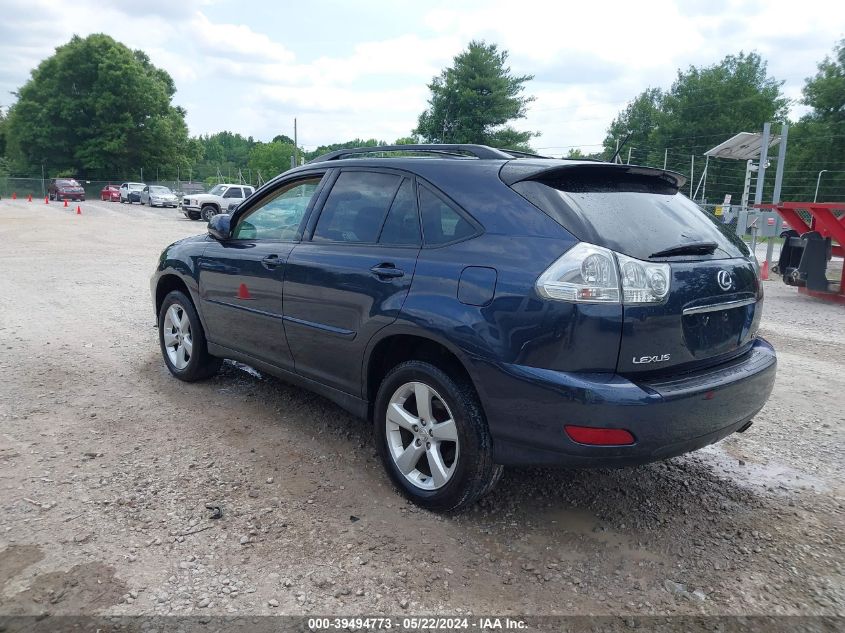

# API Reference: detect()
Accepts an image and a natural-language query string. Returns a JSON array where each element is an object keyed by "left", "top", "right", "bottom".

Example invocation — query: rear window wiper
[{"left": 650, "top": 241, "right": 718, "bottom": 258}]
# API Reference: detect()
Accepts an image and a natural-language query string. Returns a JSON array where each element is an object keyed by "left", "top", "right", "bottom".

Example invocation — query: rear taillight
[
  {"left": 535, "top": 243, "right": 620, "bottom": 303},
  {"left": 536, "top": 242, "right": 671, "bottom": 305},
  {"left": 616, "top": 252, "right": 670, "bottom": 304},
  {"left": 564, "top": 425, "right": 635, "bottom": 446}
]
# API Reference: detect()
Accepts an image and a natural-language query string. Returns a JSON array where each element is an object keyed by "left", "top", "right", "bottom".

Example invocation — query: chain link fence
[{"left": 0, "top": 177, "right": 211, "bottom": 200}]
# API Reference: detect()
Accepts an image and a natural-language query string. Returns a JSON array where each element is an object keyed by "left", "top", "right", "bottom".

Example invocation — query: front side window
[
  {"left": 313, "top": 171, "right": 401, "bottom": 243},
  {"left": 418, "top": 185, "right": 477, "bottom": 246},
  {"left": 224, "top": 187, "right": 243, "bottom": 199},
  {"left": 233, "top": 177, "right": 322, "bottom": 241}
]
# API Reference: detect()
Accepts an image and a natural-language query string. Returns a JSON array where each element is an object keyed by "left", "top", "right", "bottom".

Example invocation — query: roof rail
[
  {"left": 496, "top": 148, "right": 552, "bottom": 159},
  {"left": 308, "top": 144, "right": 515, "bottom": 163}
]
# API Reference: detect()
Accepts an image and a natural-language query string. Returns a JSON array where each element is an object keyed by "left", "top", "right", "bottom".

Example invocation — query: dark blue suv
[{"left": 151, "top": 144, "right": 776, "bottom": 511}]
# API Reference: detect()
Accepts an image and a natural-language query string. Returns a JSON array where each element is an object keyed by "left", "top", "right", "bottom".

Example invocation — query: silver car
[{"left": 141, "top": 185, "right": 179, "bottom": 208}]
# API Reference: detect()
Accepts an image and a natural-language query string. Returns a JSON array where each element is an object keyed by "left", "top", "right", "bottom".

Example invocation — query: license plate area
[{"left": 682, "top": 303, "right": 753, "bottom": 357}]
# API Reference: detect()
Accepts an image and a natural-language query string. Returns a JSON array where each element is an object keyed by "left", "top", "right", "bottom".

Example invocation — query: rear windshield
[
  {"left": 512, "top": 173, "right": 749, "bottom": 261},
  {"left": 57, "top": 179, "right": 79, "bottom": 186},
  {"left": 150, "top": 186, "right": 171, "bottom": 194}
]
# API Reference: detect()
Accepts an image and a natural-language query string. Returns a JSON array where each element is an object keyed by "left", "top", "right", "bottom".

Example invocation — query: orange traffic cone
[
  {"left": 27, "top": 194, "right": 32, "bottom": 202},
  {"left": 12, "top": 192, "right": 16, "bottom": 200},
  {"left": 64, "top": 199, "right": 68, "bottom": 207},
  {"left": 761, "top": 260, "right": 769, "bottom": 281},
  {"left": 76, "top": 205, "right": 82, "bottom": 215},
  {"left": 44, "top": 196, "right": 49, "bottom": 204}
]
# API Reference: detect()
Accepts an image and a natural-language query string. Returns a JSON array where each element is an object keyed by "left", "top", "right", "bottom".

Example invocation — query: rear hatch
[{"left": 506, "top": 162, "right": 761, "bottom": 376}]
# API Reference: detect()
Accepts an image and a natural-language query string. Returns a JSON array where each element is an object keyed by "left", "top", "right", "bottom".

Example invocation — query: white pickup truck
[{"left": 181, "top": 183, "right": 255, "bottom": 221}]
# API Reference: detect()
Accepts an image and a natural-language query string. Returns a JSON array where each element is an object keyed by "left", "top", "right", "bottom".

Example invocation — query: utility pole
[
  {"left": 689, "top": 155, "right": 694, "bottom": 198},
  {"left": 766, "top": 124, "right": 789, "bottom": 266},
  {"left": 294, "top": 118, "right": 298, "bottom": 167},
  {"left": 663, "top": 148, "right": 668, "bottom": 170},
  {"left": 753, "top": 122, "right": 771, "bottom": 206},
  {"left": 814, "top": 169, "right": 828, "bottom": 203}
]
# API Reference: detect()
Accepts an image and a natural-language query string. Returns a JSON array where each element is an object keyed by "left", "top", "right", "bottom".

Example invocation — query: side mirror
[{"left": 208, "top": 214, "right": 232, "bottom": 241}]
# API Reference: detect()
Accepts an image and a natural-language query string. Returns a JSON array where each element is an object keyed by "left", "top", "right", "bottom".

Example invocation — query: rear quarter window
[{"left": 418, "top": 185, "right": 477, "bottom": 246}]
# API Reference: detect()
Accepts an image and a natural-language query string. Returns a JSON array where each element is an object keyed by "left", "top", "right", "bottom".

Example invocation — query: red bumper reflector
[{"left": 564, "top": 425, "right": 635, "bottom": 446}]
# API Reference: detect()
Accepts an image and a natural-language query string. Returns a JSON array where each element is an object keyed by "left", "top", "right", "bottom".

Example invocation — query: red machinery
[{"left": 758, "top": 202, "right": 845, "bottom": 305}]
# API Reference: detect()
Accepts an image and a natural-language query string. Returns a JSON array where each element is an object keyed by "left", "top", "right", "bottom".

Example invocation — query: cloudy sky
[{"left": 1, "top": 0, "right": 841, "bottom": 154}]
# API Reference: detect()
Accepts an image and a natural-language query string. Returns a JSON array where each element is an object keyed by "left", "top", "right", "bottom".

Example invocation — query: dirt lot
[{"left": 0, "top": 198, "right": 842, "bottom": 620}]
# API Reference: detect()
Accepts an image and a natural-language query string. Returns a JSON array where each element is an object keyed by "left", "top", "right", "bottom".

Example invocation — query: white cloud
[{"left": 0, "top": 0, "right": 842, "bottom": 150}]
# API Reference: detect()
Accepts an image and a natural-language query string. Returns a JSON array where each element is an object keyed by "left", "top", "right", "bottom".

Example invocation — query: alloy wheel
[
  {"left": 162, "top": 303, "right": 193, "bottom": 370},
  {"left": 385, "top": 381, "right": 459, "bottom": 490}
]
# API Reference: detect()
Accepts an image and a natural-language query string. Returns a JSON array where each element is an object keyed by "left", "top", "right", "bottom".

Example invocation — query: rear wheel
[
  {"left": 374, "top": 361, "right": 502, "bottom": 512},
  {"left": 157, "top": 290, "right": 222, "bottom": 382}
]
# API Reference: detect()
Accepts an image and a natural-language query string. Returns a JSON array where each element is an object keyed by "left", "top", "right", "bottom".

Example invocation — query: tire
[
  {"left": 201, "top": 205, "right": 217, "bottom": 223},
  {"left": 188, "top": 212, "right": 201, "bottom": 221},
  {"left": 157, "top": 290, "right": 222, "bottom": 382},
  {"left": 374, "top": 360, "right": 502, "bottom": 512}
]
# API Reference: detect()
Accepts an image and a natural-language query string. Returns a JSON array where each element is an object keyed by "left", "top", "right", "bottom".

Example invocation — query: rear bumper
[{"left": 473, "top": 338, "right": 776, "bottom": 466}]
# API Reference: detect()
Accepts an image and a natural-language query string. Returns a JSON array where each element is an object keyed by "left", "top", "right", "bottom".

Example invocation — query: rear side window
[
  {"left": 313, "top": 171, "right": 401, "bottom": 243},
  {"left": 418, "top": 185, "right": 476, "bottom": 246},
  {"left": 512, "top": 171, "right": 749, "bottom": 261},
  {"left": 378, "top": 179, "right": 420, "bottom": 246}
]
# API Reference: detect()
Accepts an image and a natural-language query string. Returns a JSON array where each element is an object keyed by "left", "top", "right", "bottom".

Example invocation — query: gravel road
[{"left": 0, "top": 198, "right": 842, "bottom": 619}]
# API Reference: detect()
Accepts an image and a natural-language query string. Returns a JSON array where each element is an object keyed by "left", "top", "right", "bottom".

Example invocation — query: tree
[
  {"left": 602, "top": 52, "right": 788, "bottom": 203},
  {"left": 248, "top": 141, "right": 296, "bottom": 178},
  {"left": 272, "top": 134, "right": 295, "bottom": 145},
  {"left": 602, "top": 88, "right": 662, "bottom": 163},
  {"left": 414, "top": 41, "right": 536, "bottom": 150},
  {"left": 191, "top": 131, "right": 258, "bottom": 182},
  {"left": 786, "top": 39, "right": 845, "bottom": 200},
  {"left": 654, "top": 52, "right": 788, "bottom": 158},
  {"left": 4, "top": 34, "right": 189, "bottom": 179},
  {"left": 304, "top": 138, "right": 385, "bottom": 161}
]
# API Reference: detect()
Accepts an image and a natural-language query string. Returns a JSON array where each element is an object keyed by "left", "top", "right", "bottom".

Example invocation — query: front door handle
[
  {"left": 370, "top": 263, "right": 404, "bottom": 279},
  {"left": 262, "top": 254, "right": 282, "bottom": 269}
]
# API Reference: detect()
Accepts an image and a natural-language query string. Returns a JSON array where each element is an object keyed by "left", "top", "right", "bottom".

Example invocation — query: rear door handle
[
  {"left": 262, "top": 254, "right": 282, "bottom": 268},
  {"left": 370, "top": 263, "right": 404, "bottom": 279}
]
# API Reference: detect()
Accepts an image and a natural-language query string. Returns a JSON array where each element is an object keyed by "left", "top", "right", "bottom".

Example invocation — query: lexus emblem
[{"left": 717, "top": 270, "right": 733, "bottom": 291}]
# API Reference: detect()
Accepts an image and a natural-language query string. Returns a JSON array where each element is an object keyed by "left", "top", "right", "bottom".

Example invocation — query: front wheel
[
  {"left": 158, "top": 290, "right": 222, "bottom": 382},
  {"left": 201, "top": 205, "right": 217, "bottom": 223},
  {"left": 374, "top": 361, "right": 502, "bottom": 512}
]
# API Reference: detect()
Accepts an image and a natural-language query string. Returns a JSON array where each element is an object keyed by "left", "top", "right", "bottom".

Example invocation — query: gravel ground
[{"left": 0, "top": 198, "right": 842, "bottom": 619}]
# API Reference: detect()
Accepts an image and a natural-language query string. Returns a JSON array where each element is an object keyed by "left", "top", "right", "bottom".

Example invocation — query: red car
[{"left": 101, "top": 185, "right": 120, "bottom": 202}]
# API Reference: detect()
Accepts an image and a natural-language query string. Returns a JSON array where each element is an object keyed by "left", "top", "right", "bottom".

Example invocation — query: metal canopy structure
[{"left": 704, "top": 132, "right": 781, "bottom": 160}]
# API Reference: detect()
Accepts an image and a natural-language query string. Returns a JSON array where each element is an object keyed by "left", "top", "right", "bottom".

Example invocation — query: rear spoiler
[{"left": 499, "top": 161, "right": 686, "bottom": 190}]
